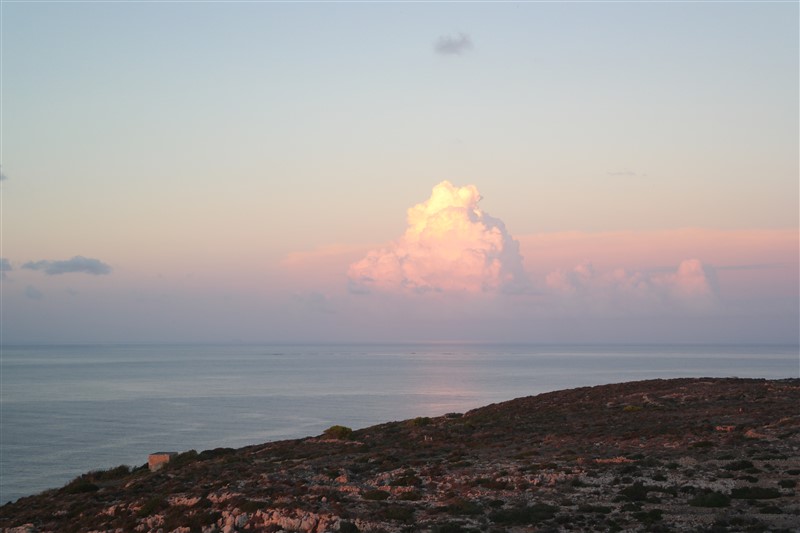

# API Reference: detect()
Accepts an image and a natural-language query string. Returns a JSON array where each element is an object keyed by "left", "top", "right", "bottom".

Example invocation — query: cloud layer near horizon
[
  {"left": 348, "top": 181, "right": 528, "bottom": 294},
  {"left": 546, "top": 258, "right": 719, "bottom": 313},
  {"left": 22, "top": 256, "right": 112, "bottom": 276}
]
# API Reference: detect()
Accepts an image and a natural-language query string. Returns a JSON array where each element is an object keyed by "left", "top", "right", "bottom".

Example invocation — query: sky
[{"left": 1, "top": 1, "right": 798, "bottom": 345}]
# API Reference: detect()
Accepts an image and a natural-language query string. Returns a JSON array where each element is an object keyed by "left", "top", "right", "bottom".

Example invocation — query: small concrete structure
[{"left": 148, "top": 452, "right": 178, "bottom": 471}]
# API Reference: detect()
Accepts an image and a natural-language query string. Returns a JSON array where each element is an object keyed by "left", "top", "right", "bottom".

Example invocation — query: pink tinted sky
[{"left": 2, "top": 2, "right": 797, "bottom": 344}]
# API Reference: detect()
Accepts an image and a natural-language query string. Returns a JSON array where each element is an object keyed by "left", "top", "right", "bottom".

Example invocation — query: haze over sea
[{"left": 2, "top": 343, "right": 797, "bottom": 503}]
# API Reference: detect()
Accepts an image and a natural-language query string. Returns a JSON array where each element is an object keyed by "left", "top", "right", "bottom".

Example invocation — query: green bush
[{"left": 323, "top": 425, "right": 354, "bottom": 440}]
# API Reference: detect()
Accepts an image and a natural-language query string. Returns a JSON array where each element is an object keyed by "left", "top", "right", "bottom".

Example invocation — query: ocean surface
[{"left": 1, "top": 343, "right": 798, "bottom": 503}]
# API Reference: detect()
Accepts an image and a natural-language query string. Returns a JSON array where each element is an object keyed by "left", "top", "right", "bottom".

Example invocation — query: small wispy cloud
[
  {"left": 0, "top": 258, "right": 11, "bottom": 279},
  {"left": 25, "top": 285, "right": 43, "bottom": 300},
  {"left": 23, "top": 256, "right": 112, "bottom": 276},
  {"left": 434, "top": 33, "right": 473, "bottom": 56},
  {"left": 292, "top": 291, "right": 335, "bottom": 314}
]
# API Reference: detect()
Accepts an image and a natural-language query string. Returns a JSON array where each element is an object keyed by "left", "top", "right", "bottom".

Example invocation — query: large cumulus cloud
[{"left": 348, "top": 181, "right": 528, "bottom": 294}]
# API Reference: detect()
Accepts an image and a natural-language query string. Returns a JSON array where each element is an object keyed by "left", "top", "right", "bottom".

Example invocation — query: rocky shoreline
[{"left": 2, "top": 377, "right": 799, "bottom": 532}]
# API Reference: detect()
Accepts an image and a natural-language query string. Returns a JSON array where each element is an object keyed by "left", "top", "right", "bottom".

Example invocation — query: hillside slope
[{"left": 2, "top": 378, "right": 799, "bottom": 532}]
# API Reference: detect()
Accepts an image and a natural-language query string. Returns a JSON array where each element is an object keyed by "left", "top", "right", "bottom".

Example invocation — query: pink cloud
[
  {"left": 658, "top": 259, "right": 716, "bottom": 297},
  {"left": 546, "top": 258, "right": 720, "bottom": 313},
  {"left": 519, "top": 228, "right": 798, "bottom": 274},
  {"left": 348, "top": 181, "right": 528, "bottom": 294}
]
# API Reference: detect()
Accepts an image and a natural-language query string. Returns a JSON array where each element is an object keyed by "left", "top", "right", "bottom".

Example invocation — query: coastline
[{"left": 2, "top": 377, "right": 799, "bottom": 532}]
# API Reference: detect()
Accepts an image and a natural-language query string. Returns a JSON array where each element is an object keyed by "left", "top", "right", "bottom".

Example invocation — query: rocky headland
[{"left": 2, "top": 377, "right": 799, "bottom": 532}]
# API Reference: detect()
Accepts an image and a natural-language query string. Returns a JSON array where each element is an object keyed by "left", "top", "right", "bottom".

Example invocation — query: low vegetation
[
  {"left": 2, "top": 378, "right": 798, "bottom": 532},
  {"left": 323, "top": 425, "right": 354, "bottom": 440}
]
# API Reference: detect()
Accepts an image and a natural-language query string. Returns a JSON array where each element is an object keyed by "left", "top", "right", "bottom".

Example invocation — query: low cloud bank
[{"left": 546, "top": 259, "right": 719, "bottom": 312}]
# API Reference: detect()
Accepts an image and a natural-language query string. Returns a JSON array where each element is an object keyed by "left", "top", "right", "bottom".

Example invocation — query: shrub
[
  {"left": 86, "top": 465, "right": 131, "bottom": 481},
  {"left": 197, "top": 447, "right": 236, "bottom": 460},
  {"left": 339, "top": 521, "right": 360, "bottom": 533},
  {"left": 380, "top": 504, "right": 414, "bottom": 522},
  {"left": 137, "top": 496, "right": 168, "bottom": 517},
  {"left": 578, "top": 504, "right": 612, "bottom": 514},
  {"left": 730, "top": 487, "right": 781, "bottom": 499},
  {"left": 411, "top": 417, "right": 431, "bottom": 427},
  {"left": 633, "top": 509, "right": 663, "bottom": 524},
  {"left": 446, "top": 497, "right": 484, "bottom": 516},
  {"left": 688, "top": 490, "right": 730, "bottom": 507},
  {"left": 432, "top": 523, "right": 466, "bottom": 533},
  {"left": 778, "top": 479, "right": 796, "bottom": 488},
  {"left": 362, "top": 489, "right": 390, "bottom": 501},
  {"left": 169, "top": 449, "right": 199, "bottom": 468},
  {"left": 390, "top": 474, "right": 421, "bottom": 487},
  {"left": 480, "top": 478, "right": 510, "bottom": 490},
  {"left": 324, "top": 425, "right": 354, "bottom": 440},
  {"left": 489, "top": 503, "right": 558, "bottom": 525},
  {"left": 620, "top": 482, "right": 649, "bottom": 502},
  {"left": 623, "top": 405, "right": 642, "bottom": 412},
  {"left": 62, "top": 478, "right": 99, "bottom": 494},
  {"left": 724, "top": 460, "right": 754, "bottom": 471}
]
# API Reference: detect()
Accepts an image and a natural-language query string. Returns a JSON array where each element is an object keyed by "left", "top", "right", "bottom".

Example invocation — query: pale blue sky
[{"left": 2, "top": 1, "right": 798, "bottom": 344}]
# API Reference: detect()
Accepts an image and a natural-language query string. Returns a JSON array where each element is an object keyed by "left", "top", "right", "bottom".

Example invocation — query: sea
[{"left": 1, "top": 343, "right": 798, "bottom": 504}]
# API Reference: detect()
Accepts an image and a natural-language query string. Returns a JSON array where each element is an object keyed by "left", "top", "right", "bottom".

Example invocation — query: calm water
[{"left": 1, "top": 343, "right": 797, "bottom": 503}]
